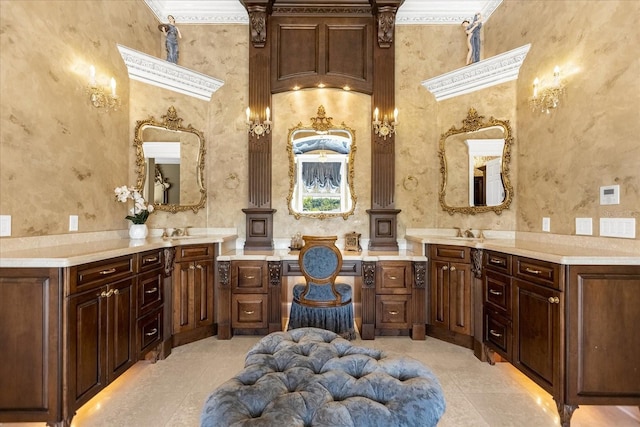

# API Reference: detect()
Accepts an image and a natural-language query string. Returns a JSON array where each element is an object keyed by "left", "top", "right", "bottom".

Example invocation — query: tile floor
[{"left": 4, "top": 334, "right": 639, "bottom": 427}]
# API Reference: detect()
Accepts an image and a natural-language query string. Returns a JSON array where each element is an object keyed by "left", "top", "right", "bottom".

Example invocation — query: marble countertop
[
  {"left": 218, "top": 248, "right": 427, "bottom": 262},
  {"left": 404, "top": 232, "right": 640, "bottom": 265},
  {"left": 0, "top": 231, "right": 238, "bottom": 268}
]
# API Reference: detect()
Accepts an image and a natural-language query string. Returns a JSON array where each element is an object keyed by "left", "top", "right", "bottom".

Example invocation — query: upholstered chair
[{"left": 287, "top": 236, "right": 356, "bottom": 339}]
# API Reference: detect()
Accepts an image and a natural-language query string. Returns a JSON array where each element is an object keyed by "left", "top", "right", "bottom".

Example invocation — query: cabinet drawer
[
  {"left": 137, "top": 249, "right": 163, "bottom": 273},
  {"left": 232, "top": 294, "right": 268, "bottom": 328},
  {"left": 282, "top": 259, "right": 361, "bottom": 276},
  {"left": 71, "top": 255, "right": 135, "bottom": 294},
  {"left": 484, "top": 251, "right": 512, "bottom": 275},
  {"left": 138, "top": 307, "right": 163, "bottom": 355},
  {"left": 484, "top": 309, "right": 511, "bottom": 359},
  {"left": 430, "top": 245, "right": 470, "bottom": 263},
  {"left": 484, "top": 270, "right": 511, "bottom": 316},
  {"left": 375, "top": 295, "right": 411, "bottom": 329},
  {"left": 175, "top": 244, "right": 214, "bottom": 262},
  {"left": 137, "top": 270, "right": 163, "bottom": 316},
  {"left": 376, "top": 262, "right": 411, "bottom": 294},
  {"left": 515, "top": 257, "right": 561, "bottom": 289},
  {"left": 231, "top": 261, "right": 268, "bottom": 293}
]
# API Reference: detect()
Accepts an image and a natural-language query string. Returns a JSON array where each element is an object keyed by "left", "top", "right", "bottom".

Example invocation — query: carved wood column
[
  {"left": 368, "top": 1, "right": 403, "bottom": 251},
  {"left": 242, "top": 1, "right": 275, "bottom": 250}
]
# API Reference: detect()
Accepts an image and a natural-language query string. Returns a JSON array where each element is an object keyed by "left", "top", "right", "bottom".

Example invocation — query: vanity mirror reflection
[
  {"left": 439, "top": 108, "right": 513, "bottom": 215},
  {"left": 134, "top": 106, "right": 206, "bottom": 213},
  {"left": 287, "top": 106, "right": 357, "bottom": 220}
]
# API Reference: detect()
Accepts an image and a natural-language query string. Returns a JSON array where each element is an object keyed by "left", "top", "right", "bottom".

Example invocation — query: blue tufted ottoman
[{"left": 201, "top": 328, "right": 446, "bottom": 426}]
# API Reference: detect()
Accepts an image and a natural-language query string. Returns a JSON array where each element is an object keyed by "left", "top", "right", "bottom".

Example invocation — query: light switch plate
[
  {"left": 575, "top": 218, "right": 593, "bottom": 235},
  {"left": 600, "top": 218, "right": 636, "bottom": 239},
  {"left": 69, "top": 215, "right": 79, "bottom": 232},
  {"left": 0, "top": 215, "right": 11, "bottom": 237},
  {"left": 542, "top": 217, "right": 551, "bottom": 232}
]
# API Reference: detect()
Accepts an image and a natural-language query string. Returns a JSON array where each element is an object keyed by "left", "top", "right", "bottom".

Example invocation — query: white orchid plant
[{"left": 114, "top": 186, "right": 154, "bottom": 224}]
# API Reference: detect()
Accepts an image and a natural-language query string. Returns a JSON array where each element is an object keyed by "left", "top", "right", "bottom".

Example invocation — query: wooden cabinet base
[
  {"left": 427, "top": 324, "right": 474, "bottom": 349},
  {"left": 172, "top": 324, "right": 217, "bottom": 347}
]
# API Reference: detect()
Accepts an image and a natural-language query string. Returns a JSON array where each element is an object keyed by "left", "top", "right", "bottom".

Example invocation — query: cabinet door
[
  {"left": 449, "top": 262, "right": 472, "bottom": 335},
  {"left": 430, "top": 260, "right": 450, "bottom": 328},
  {"left": 194, "top": 259, "right": 214, "bottom": 328},
  {"left": 513, "top": 279, "right": 561, "bottom": 395},
  {"left": 173, "top": 261, "right": 195, "bottom": 334},
  {"left": 68, "top": 289, "right": 107, "bottom": 409},
  {"left": 107, "top": 278, "right": 136, "bottom": 382}
]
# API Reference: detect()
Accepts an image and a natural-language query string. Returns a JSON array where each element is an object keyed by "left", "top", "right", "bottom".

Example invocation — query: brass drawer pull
[
  {"left": 442, "top": 265, "right": 449, "bottom": 271},
  {"left": 388, "top": 275, "right": 397, "bottom": 280},
  {"left": 489, "top": 329, "right": 503, "bottom": 338},
  {"left": 99, "top": 289, "right": 117, "bottom": 298},
  {"left": 99, "top": 290, "right": 109, "bottom": 298},
  {"left": 144, "top": 287, "right": 158, "bottom": 294},
  {"left": 388, "top": 311, "right": 399, "bottom": 315},
  {"left": 490, "top": 258, "right": 506, "bottom": 265},
  {"left": 189, "top": 265, "right": 196, "bottom": 270},
  {"left": 99, "top": 268, "right": 116, "bottom": 275},
  {"left": 244, "top": 275, "right": 256, "bottom": 279},
  {"left": 450, "top": 266, "right": 456, "bottom": 271},
  {"left": 548, "top": 296, "right": 560, "bottom": 304},
  {"left": 489, "top": 289, "right": 503, "bottom": 296},
  {"left": 243, "top": 310, "right": 255, "bottom": 315},
  {"left": 196, "top": 264, "right": 203, "bottom": 269},
  {"left": 525, "top": 267, "right": 542, "bottom": 275},
  {"left": 145, "top": 328, "right": 158, "bottom": 336},
  {"left": 144, "top": 256, "right": 158, "bottom": 263},
  {"left": 113, "top": 289, "right": 119, "bottom": 295}
]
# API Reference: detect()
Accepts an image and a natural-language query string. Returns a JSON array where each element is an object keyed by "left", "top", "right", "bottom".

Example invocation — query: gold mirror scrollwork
[
  {"left": 439, "top": 108, "right": 514, "bottom": 215},
  {"left": 134, "top": 106, "right": 207, "bottom": 213},
  {"left": 287, "top": 105, "right": 357, "bottom": 220}
]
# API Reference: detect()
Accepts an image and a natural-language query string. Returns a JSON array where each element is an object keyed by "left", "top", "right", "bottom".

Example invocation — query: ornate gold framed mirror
[
  {"left": 133, "top": 106, "right": 206, "bottom": 213},
  {"left": 439, "top": 108, "right": 514, "bottom": 215},
  {"left": 287, "top": 105, "right": 357, "bottom": 220}
]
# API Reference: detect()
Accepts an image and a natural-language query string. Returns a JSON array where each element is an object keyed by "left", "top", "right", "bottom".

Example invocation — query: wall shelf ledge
[
  {"left": 421, "top": 44, "right": 530, "bottom": 101},
  {"left": 117, "top": 44, "right": 224, "bottom": 101}
]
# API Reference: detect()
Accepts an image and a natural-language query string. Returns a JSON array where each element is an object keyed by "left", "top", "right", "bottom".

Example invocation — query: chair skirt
[{"left": 288, "top": 284, "right": 356, "bottom": 340}]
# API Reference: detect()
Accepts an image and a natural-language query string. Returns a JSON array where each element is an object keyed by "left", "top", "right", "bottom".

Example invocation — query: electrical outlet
[
  {"left": 542, "top": 217, "right": 551, "bottom": 232},
  {"left": 600, "top": 218, "right": 636, "bottom": 239},
  {"left": 69, "top": 215, "right": 79, "bottom": 232},
  {"left": 575, "top": 218, "right": 593, "bottom": 235},
  {"left": 0, "top": 215, "right": 11, "bottom": 237}
]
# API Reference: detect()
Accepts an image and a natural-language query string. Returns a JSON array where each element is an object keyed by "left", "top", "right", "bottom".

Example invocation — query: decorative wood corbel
[
  {"left": 376, "top": 6, "right": 398, "bottom": 48},
  {"left": 248, "top": 6, "right": 267, "bottom": 47}
]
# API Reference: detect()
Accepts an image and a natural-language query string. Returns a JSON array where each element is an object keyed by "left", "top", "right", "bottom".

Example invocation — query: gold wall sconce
[
  {"left": 529, "top": 66, "right": 565, "bottom": 114},
  {"left": 86, "top": 65, "right": 120, "bottom": 111},
  {"left": 246, "top": 107, "right": 272, "bottom": 138},
  {"left": 372, "top": 107, "right": 398, "bottom": 139}
]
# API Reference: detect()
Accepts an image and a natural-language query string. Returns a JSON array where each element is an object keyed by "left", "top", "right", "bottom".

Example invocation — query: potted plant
[{"left": 114, "top": 185, "right": 154, "bottom": 239}]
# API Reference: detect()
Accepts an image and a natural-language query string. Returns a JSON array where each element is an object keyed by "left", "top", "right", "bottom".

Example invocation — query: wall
[
  {"left": 2, "top": 1, "right": 638, "bottom": 243},
  {"left": 0, "top": 0, "right": 158, "bottom": 237},
  {"left": 486, "top": 1, "right": 640, "bottom": 237}
]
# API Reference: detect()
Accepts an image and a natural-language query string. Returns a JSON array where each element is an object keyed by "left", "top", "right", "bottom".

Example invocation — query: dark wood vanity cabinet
[
  {"left": 429, "top": 245, "right": 473, "bottom": 347},
  {"left": 375, "top": 261, "right": 412, "bottom": 332},
  {"left": 0, "top": 268, "right": 62, "bottom": 425},
  {"left": 135, "top": 249, "right": 165, "bottom": 358},
  {"left": 172, "top": 244, "right": 216, "bottom": 347},
  {"left": 67, "top": 255, "right": 137, "bottom": 411},
  {"left": 231, "top": 260, "right": 269, "bottom": 331}
]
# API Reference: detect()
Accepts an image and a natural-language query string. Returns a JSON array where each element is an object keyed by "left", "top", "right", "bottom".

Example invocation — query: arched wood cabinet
[{"left": 240, "top": 0, "right": 404, "bottom": 250}]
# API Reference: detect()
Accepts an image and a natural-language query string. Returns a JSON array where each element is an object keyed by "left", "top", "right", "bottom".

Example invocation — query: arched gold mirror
[
  {"left": 439, "top": 108, "right": 513, "bottom": 215},
  {"left": 287, "top": 105, "right": 357, "bottom": 220},
  {"left": 134, "top": 106, "right": 206, "bottom": 213}
]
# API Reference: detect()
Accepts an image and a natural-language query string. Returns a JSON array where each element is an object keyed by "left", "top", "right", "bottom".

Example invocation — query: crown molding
[
  {"left": 144, "top": 0, "right": 249, "bottom": 24},
  {"left": 396, "top": 0, "right": 502, "bottom": 25},
  {"left": 421, "top": 44, "right": 531, "bottom": 101},
  {"left": 117, "top": 45, "right": 225, "bottom": 101}
]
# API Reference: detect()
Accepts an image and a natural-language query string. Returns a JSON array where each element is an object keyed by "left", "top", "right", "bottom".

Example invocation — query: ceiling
[{"left": 144, "top": 0, "right": 503, "bottom": 25}]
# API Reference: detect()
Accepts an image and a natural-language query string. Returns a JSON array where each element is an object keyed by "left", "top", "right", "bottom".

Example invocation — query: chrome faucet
[
  {"left": 171, "top": 228, "right": 185, "bottom": 237},
  {"left": 454, "top": 227, "right": 463, "bottom": 237},
  {"left": 463, "top": 229, "right": 475, "bottom": 238}
]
